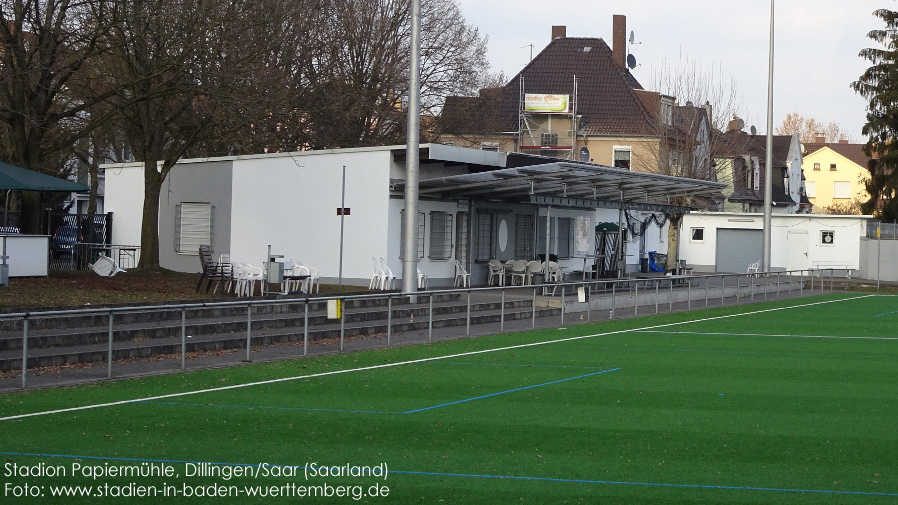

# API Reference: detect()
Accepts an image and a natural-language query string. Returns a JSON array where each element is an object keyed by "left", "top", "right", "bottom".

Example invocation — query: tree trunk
[
  {"left": 19, "top": 191, "right": 41, "bottom": 234},
  {"left": 666, "top": 213, "right": 682, "bottom": 271},
  {"left": 138, "top": 160, "right": 164, "bottom": 270}
]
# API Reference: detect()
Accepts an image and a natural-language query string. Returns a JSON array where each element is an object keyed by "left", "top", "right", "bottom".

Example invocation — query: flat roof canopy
[
  {"left": 0, "top": 161, "right": 88, "bottom": 191},
  {"left": 397, "top": 162, "right": 725, "bottom": 213}
]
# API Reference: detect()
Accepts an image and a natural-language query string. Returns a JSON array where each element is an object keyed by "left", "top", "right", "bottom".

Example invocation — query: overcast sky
[{"left": 455, "top": 0, "right": 886, "bottom": 141}]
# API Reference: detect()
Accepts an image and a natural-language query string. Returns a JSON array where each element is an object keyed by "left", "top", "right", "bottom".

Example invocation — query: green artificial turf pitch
[{"left": 1, "top": 293, "right": 897, "bottom": 504}]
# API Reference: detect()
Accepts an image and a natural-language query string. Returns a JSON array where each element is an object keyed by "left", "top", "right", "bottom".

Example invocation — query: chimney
[
  {"left": 815, "top": 133, "right": 825, "bottom": 143},
  {"left": 613, "top": 15, "right": 626, "bottom": 68},
  {"left": 727, "top": 116, "right": 743, "bottom": 132},
  {"left": 839, "top": 138, "right": 849, "bottom": 144},
  {"left": 552, "top": 25, "right": 566, "bottom": 40}
]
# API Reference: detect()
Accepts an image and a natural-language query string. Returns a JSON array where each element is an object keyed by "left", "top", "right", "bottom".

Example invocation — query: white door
[{"left": 786, "top": 231, "right": 808, "bottom": 273}]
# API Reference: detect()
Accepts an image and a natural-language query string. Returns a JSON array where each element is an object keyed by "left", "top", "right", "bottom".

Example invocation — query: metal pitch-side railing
[{"left": 0, "top": 268, "right": 853, "bottom": 390}]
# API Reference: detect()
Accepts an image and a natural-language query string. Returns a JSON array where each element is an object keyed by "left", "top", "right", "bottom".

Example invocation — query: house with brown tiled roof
[
  {"left": 801, "top": 137, "right": 871, "bottom": 213},
  {"left": 438, "top": 16, "right": 710, "bottom": 182},
  {"left": 718, "top": 127, "right": 809, "bottom": 214}
]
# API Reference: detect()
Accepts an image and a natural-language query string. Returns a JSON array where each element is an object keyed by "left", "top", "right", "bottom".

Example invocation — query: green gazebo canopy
[{"left": 0, "top": 161, "right": 88, "bottom": 192}]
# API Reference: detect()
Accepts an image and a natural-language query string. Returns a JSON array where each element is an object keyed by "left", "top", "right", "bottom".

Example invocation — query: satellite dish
[
  {"left": 626, "top": 54, "right": 637, "bottom": 69},
  {"left": 579, "top": 146, "right": 590, "bottom": 162},
  {"left": 737, "top": 118, "right": 745, "bottom": 130},
  {"left": 750, "top": 125, "right": 757, "bottom": 135},
  {"left": 629, "top": 30, "right": 635, "bottom": 44}
]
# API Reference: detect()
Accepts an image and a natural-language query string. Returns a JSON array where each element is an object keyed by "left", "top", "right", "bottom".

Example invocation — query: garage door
[{"left": 715, "top": 228, "right": 763, "bottom": 273}]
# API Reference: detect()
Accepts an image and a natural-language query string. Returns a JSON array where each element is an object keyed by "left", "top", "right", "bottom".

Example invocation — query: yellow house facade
[{"left": 801, "top": 142, "right": 870, "bottom": 212}]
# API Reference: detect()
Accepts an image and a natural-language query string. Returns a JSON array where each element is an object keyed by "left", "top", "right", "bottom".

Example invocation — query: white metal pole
[
  {"left": 338, "top": 165, "right": 346, "bottom": 286},
  {"left": 401, "top": 0, "right": 421, "bottom": 294},
  {"left": 762, "top": 0, "right": 775, "bottom": 272}
]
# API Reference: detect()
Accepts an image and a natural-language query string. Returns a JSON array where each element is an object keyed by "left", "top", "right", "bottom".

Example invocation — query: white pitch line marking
[{"left": 0, "top": 294, "right": 878, "bottom": 422}]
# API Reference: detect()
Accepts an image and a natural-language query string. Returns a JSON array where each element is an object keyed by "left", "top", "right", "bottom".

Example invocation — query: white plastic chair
[
  {"left": 487, "top": 259, "right": 505, "bottom": 286},
  {"left": 89, "top": 253, "right": 127, "bottom": 277},
  {"left": 284, "top": 262, "right": 306, "bottom": 294},
  {"left": 218, "top": 254, "right": 234, "bottom": 293},
  {"left": 379, "top": 258, "right": 396, "bottom": 290},
  {"left": 302, "top": 264, "right": 320, "bottom": 293},
  {"left": 546, "top": 261, "right": 563, "bottom": 282},
  {"left": 509, "top": 260, "right": 528, "bottom": 286},
  {"left": 747, "top": 259, "right": 761, "bottom": 276},
  {"left": 235, "top": 263, "right": 263, "bottom": 296},
  {"left": 525, "top": 260, "right": 544, "bottom": 285},
  {"left": 417, "top": 268, "right": 429, "bottom": 289},
  {"left": 369, "top": 257, "right": 384, "bottom": 290},
  {"left": 454, "top": 260, "right": 471, "bottom": 287}
]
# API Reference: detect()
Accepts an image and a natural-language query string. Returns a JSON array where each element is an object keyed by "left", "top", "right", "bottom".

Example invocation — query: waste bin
[{"left": 640, "top": 254, "right": 649, "bottom": 273}]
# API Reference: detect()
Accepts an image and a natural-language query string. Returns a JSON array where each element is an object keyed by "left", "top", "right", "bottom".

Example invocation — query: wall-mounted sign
[{"left": 524, "top": 94, "right": 570, "bottom": 113}]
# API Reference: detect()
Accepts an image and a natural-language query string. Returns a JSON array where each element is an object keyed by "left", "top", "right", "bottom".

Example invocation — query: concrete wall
[
  {"left": 160, "top": 160, "right": 234, "bottom": 273},
  {"left": 104, "top": 163, "right": 145, "bottom": 249},
  {"left": 858, "top": 238, "right": 898, "bottom": 282}
]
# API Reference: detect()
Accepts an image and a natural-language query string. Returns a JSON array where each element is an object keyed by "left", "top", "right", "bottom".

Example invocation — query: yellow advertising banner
[{"left": 524, "top": 94, "right": 570, "bottom": 113}]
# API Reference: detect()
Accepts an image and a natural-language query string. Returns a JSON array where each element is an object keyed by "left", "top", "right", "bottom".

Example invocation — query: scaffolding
[{"left": 517, "top": 76, "right": 579, "bottom": 160}]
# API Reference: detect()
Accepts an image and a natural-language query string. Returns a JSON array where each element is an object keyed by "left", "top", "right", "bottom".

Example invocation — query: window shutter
[{"left": 176, "top": 202, "right": 212, "bottom": 254}]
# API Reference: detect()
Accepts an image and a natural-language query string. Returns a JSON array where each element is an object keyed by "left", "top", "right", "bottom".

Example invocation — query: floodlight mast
[
  {"left": 401, "top": 0, "right": 421, "bottom": 294},
  {"left": 762, "top": 0, "right": 774, "bottom": 273}
]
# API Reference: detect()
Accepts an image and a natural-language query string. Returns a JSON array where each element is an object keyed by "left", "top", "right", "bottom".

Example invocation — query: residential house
[
  {"left": 438, "top": 17, "right": 712, "bottom": 186},
  {"left": 801, "top": 136, "right": 871, "bottom": 213},
  {"left": 719, "top": 126, "right": 809, "bottom": 214}
]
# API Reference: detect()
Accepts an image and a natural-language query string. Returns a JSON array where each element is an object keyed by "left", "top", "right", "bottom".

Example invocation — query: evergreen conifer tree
[{"left": 853, "top": 8, "right": 898, "bottom": 220}]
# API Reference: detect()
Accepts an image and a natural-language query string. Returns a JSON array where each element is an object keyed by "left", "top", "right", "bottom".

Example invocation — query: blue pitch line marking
[
  {"left": 432, "top": 361, "right": 611, "bottom": 370},
  {"left": 137, "top": 368, "right": 622, "bottom": 415},
  {"left": 401, "top": 368, "right": 620, "bottom": 414},
  {"left": 874, "top": 309, "right": 898, "bottom": 317},
  {"left": 2, "top": 452, "right": 896, "bottom": 498}
]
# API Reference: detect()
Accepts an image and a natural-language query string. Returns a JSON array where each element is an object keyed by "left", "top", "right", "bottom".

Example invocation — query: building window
[
  {"left": 428, "top": 212, "right": 453, "bottom": 260},
  {"left": 399, "top": 210, "right": 425, "bottom": 259},
  {"left": 660, "top": 96, "right": 674, "bottom": 126},
  {"left": 690, "top": 227, "right": 704, "bottom": 242},
  {"left": 806, "top": 180, "right": 816, "bottom": 198},
  {"left": 830, "top": 163, "right": 837, "bottom": 171},
  {"left": 540, "top": 133, "right": 558, "bottom": 147},
  {"left": 557, "top": 217, "right": 573, "bottom": 258},
  {"left": 813, "top": 162, "right": 820, "bottom": 171},
  {"left": 480, "top": 142, "right": 499, "bottom": 151},
  {"left": 455, "top": 211, "right": 468, "bottom": 265},
  {"left": 175, "top": 202, "right": 212, "bottom": 255},
  {"left": 613, "top": 147, "right": 631, "bottom": 170},
  {"left": 475, "top": 212, "right": 496, "bottom": 261},
  {"left": 515, "top": 215, "right": 534, "bottom": 260},
  {"left": 751, "top": 158, "right": 761, "bottom": 191},
  {"left": 821, "top": 230, "right": 834, "bottom": 245},
  {"left": 833, "top": 181, "right": 851, "bottom": 199},
  {"left": 536, "top": 216, "right": 573, "bottom": 258}
]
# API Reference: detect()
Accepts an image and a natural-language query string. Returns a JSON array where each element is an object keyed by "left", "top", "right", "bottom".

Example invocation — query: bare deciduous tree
[
  {"left": 0, "top": 0, "right": 119, "bottom": 232},
  {"left": 649, "top": 57, "right": 748, "bottom": 267},
  {"left": 776, "top": 112, "right": 851, "bottom": 143},
  {"left": 95, "top": 0, "right": 301, "bottom": 268},
  {"left": 291, "top": 0, "right": 489, "bottom": 150}
]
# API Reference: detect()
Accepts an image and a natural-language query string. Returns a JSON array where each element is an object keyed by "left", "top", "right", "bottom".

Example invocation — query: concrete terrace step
[
  {"left": 0, "top": 296, "right": 534, "bottom": 351},
  {"left": 0, "top": 302, "right": 561, "bottom": 371}
]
